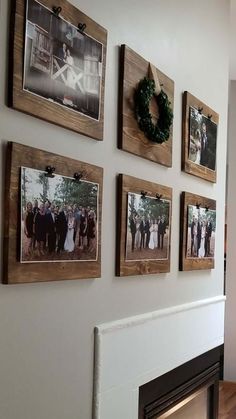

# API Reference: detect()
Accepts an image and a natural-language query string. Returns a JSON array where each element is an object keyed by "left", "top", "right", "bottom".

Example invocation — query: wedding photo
[
  {"left": 20, "top": 167, "right": 99, "bottom": 263},
  {"left": 125, "top": 192, "right": 171, "bottom": 261},
  {"left": 23, "top": 0, "right": 103, "bottom": 120},
  {"left": 188, "top": 106, "right": 217, "bottom": 171},
  {"left": 186, "top": 204, "right": 216, "bottom": 259}
]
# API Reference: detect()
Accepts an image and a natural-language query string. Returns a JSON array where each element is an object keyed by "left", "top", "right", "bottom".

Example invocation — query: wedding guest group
[
  {"left": 23, "top": 200, "right": 97, "bottom": 259},
  {"left": 190, "top": 215, "right": 213, "bottom": 258},
  {"left": 129, "top": 213, "right": 167, "bottom": 253}
]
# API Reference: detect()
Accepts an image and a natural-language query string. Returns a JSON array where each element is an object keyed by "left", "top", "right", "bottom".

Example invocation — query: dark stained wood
[
  {"left": 118, "top": 45, "right": 174, "bottom": 167},
  {"left": 116, "top": 174, "right": 172, "bottom": 277},
  {"left": 179, "top": 191, "right": 216, "bottom": 271},
  {"left": 219, "top": 381, "right": 236, "bottom": 419},
  {"left": 9, "top": 0, "right": 107, "bottom": 140},
  {"left": 3, "top": 142, "right": 103, "bottom": 284},
  {"left": 182, "top": 91, "right": 218, "bottom": 183}
]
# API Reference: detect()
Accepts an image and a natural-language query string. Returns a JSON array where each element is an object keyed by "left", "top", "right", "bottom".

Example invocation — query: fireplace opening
[{"left": 139, "top": 346, "right": 223, "bottom": 419}]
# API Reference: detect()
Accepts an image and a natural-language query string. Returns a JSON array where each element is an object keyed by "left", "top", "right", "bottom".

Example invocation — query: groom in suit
[
  {"left": 56, "top": 206, "right": 67, "bottom": 253},
  {"left": 46, "top": 204, "right": 57, "bottom": 253}
]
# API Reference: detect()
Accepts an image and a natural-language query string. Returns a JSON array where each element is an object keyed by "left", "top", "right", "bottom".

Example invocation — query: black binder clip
[
  {"left": 77, "top": 23, "right": 87, "bottom": 34},
  {"left": 52, "top": 6, "right": 62, "bottom": 18},
  {"left": 141, "top": 191, "right": 147, "bottom": 199},
  {"left": 74, "top": 172, "right": 83, "bottom": 182},
  {"left": 45, "top": 166, "right": 55, "bottom": 178}
]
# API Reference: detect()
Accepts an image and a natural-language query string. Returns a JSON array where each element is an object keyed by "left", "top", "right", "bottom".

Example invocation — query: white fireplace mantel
[{"left": 93, "top": 295, "right": 225, "bottom": 419}]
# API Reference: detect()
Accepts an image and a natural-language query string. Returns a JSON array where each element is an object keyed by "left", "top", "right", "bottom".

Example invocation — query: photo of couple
[
  {"left": 126, "top": 192, "right": 171, "bottom": 261},
  {"left": 21, "top": 167, "right": 99, "bottom": 263},
  {"left": 188, "top": 106, "right": 217, "bottom": 171},
  {"left": 24, "top": 0, "right": 103, "bottom": 120},
  {"left": 186, "top": 204, "right": 216, "bottom": 259}
]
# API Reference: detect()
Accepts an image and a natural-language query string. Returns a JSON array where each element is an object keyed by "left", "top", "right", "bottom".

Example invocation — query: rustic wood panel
[
  {"left": 182, "top": 91, "right": 219, "bottom": 182},
  {"left": 3, "top": 142, "right": 103, "bottom": 284},
  {"left": 179, "top": 191, "right": 216, "bottom": 271},
  {"left": 118, "top": 45, "right": 174, "bottom": 167},
  {"left": 9, "top": 0, "right": 107, "bottom": 140},
  {"left": 116, "top": 174, "right": 172, "bottom": 276}
]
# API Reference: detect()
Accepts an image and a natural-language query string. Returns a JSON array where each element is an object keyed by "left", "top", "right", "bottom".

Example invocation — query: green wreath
[{"left": 134, "top": 77, "right": 173, "bottom": 144}]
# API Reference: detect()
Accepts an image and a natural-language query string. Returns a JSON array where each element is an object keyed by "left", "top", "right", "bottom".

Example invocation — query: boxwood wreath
[{"left": 134, "top": 77, "right": 173, "bottom": 144}]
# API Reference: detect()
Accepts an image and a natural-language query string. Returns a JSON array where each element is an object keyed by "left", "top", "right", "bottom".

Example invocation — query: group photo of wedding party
[
  {"left": 186, "top": 204, "right": 216, "bottom": 259},
  {"left": 188, "top": 106, "right": 217, "bottom": 171},
  {"left": 24, "top": 0, "right": 103, "bottom": 120},
  {"left": 20, "top": 167, "right": 99, "bottom": 263},
  {"left": 125, "top": 192, "right": 171, "bottom": 261}
]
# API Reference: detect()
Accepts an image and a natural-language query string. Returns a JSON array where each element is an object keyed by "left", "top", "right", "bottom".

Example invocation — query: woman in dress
[
  {"left": 64, "top": 207, "right": 75, "bottom": 252},
  {"left": 34, "top": 203, "right": 47, "bottom": 256},
  {"left": 198, "top": 220, "right": 206, "bottom": 258},
  {"left": 66, "top": 49, "right": 75, "bottom": 89},
  {"left": 23, "top": 201, "right": 34, "bottom": 257},
  {"left": 194, "top": 129, "right": 202, "bottom": 165},
  {"left": 135, "top": 215, "right": 141, "bottom": 250},
  {"left": 79, "top": 208, "right": 87, "bottom": 249},
  {"left": 153, "top": 219, "right": 158, "bottom": 248},
  {"left": 148, "top": 221, "right": 155, "bottom": 250}
]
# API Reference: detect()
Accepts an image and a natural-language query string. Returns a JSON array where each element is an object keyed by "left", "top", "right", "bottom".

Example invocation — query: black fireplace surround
[{"left": 139, "top": 345, "right": 224, "bottom": 419}]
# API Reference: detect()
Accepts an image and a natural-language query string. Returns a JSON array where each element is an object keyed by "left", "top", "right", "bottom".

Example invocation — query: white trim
[{"left": 95, "top": 295, "right": 226, "bottom": 334}]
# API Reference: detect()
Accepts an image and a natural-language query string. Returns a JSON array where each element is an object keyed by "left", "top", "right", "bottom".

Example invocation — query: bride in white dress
[
  {"left": 64, "top": 208, "right": 75, "bottom": 252},
  {"left": 66, "top": 49, "right": 75, "bottom": 90},
  {"left": 198, "top": 221, "right": 206, "bottom": 258},
  {"left": 149, "top": 221, "right": 155, "bottom": 250}
]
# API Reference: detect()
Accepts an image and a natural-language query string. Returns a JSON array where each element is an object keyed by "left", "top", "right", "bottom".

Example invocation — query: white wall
[
  {"left": 224, "top": 81, "right": 236, "bottom": 380},
  {"left": 0, "top": 1, "right": 229, "bottom": 418}
]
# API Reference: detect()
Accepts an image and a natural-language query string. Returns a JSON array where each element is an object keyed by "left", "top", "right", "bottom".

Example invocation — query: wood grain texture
[
  {"left": 3, "top": 142, "right": 103, "bottom": 284},
  {"left": 219, "top": 381, "right": 236, "bottom": 419},
  {"left": 116, "top": 174, "right": 172, "bottom": 277},
  {"left": 182, "top": 91, "right": 219, "bottom": 182},
  {"left": 179, "top": 191, "right": 216, "bottom": 271},
  {"left": 9, "top": 0, "right": 107, "bottom": 140},
  {"left": 118, "top": 45, "right": 174, "bottom": 167}
]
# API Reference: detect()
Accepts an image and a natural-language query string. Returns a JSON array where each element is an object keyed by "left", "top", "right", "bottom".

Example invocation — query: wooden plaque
[
  {"left": 118, "top": 45, "right": 174, "bottom": 167},
  {"left": 182, "top": 92, "right": 219, "bottom": 182},
  {"left": 3, "top": 142, "right": 103, "bottom": 284},
  {"left": 116, "top": 174, "right": 172, "bottom": 276},
  {"left": 9, "top": 0, "right": 107, "bottom": 140},
  {"left": 179, "top": 192, "right": 216, "bottom": 271}
]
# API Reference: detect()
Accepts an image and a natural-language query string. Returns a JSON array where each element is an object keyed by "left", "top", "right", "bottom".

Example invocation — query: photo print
[
  {"left": 21, "top": 167, "right": 99, "bottom": 263},
  {"left": 24, "top": 0, "right": 103, "bottom": 120},
  {"left": 188, "top": 106, "right": 217, "bottom": 171},
  {"left": 186, "top": 204, "right": 216, "bottom": 259},
  {"left": 126, "top": 192, "right": 171, "bottom": 261}
]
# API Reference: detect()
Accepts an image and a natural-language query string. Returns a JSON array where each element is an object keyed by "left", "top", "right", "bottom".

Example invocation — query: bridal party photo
[
  {"left": 186, "top": 204, "right": 216, "bottom": 259},
  {"left": 21, "top": 167, "right": 99, "bottom": 263},
  {"left": 126, "top": 192, "right": 171, "bottom": 261}
]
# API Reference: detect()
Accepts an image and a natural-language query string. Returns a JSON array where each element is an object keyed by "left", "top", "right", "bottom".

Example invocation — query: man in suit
[
  {"left": 145, "top": 217, "right": 150, "bottom": 248},
  {"left": 190, "top": 215, "right": 197, "bottom": 256},
  {"left": 139, "top": 216, "right": 146, "bottom": 250},
  {"left": 46, "top": 204, "right": 57, "bottom": 253},
  {"left": 129, "top": 214, "right": 137, "bottom": 252},
  {"left": 205, "top": 217, "right": 213, "bottom": 257},
  {"left": 56, "top": 206, "right": 67, "bottom": 253},
  {"left": 200, "top": 122, "right": 208, "bottom": 167},
  {"left": 159, "top": 216, "right": 167, "bottom": 249}
]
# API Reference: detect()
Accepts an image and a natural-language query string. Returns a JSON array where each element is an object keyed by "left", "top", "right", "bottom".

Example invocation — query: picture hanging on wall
[
  {"left": 9, "top": 0, "right": 107, "bottom": 140},
  {"left": 118, "top": 45, "right": 175, "bottom": 167},
  {"left": 182, "top": 91, "right": 219, "bottom": 182},
  {"left": 116, "top": 174, "right": 172, "bottom": 276},
  {"left": 179, "top": 191, "right": 216, "bottom": 271},
  {"left": 3, "top": 142, "right": 103, "bottom": 284}
]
